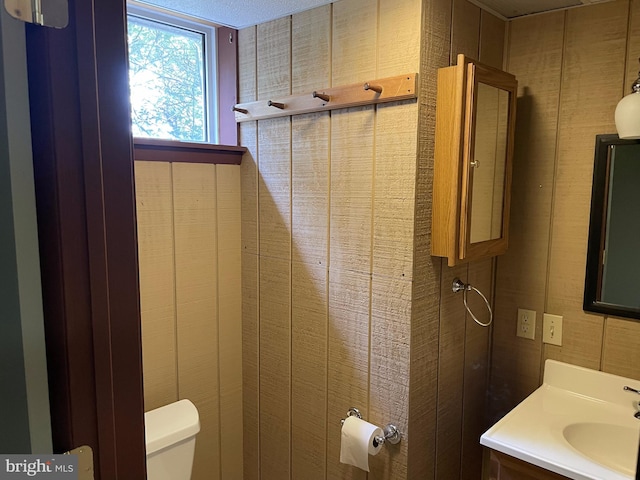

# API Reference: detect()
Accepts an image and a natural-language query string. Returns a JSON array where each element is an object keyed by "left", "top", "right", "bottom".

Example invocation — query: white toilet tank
[{"left": 145, "top": 399, "right": 200, "bottom": 480}]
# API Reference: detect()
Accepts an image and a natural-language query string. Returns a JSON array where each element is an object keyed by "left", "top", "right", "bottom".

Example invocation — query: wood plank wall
[
  {"left": 490, "top": 0, "right": 640, "bottom": 423},
  {"left": 135, "top": 160, "right": 243, "bottom": 480},
  {"left": 239, "top": 0, "right": 505, "bottom": 479},
  {"left": 428, "top": 2, "right": 506, "bottom": 480}
]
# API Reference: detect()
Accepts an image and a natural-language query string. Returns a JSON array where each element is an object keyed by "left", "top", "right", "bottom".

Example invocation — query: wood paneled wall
[
  {"left": 490, "top": 0, "right": 640, "bottom": 422},
  {"left": 135, "top": 161, "right": 243, "bottom": 480},
  {"left": 239, "top": 0, "right": 505, "bottom": 479}
]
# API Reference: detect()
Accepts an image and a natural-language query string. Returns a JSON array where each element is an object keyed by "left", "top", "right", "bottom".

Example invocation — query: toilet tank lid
[{"left": 145, "top": 399, "right": 200, "bottom": 455}]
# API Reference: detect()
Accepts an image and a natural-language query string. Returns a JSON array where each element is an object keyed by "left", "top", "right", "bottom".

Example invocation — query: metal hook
[
  {"left": 267, "top": 100, "right": 285, "bottom": 109},
  {"left": 312, "top": 91, "right": 331, "bottom": 102},
  {"left": 232, "top": 106, "right": 248, "bottom": 114},
  {"left": 364, "top": 82, "right": 383, "bottom": 93}
]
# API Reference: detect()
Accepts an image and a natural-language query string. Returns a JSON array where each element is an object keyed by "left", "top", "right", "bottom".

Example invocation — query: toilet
[{"left": 144, "top": 399, "right": 200, "bottom": 480}]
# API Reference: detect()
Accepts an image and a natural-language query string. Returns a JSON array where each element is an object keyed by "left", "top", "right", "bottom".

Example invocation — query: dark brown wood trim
[
  {"left": 27, "top": 0, "right": 146, "bottom": 478},
  {"left": 134, "top": 137, "right": 246, "bottom": 164},
  {"left": 217, "top": 26, "right": 239, "bottom": 146}
]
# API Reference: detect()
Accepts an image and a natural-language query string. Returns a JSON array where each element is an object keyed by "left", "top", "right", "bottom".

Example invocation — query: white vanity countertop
[{"left": 481, "top": 360, "right": 640, "bottom": 480}]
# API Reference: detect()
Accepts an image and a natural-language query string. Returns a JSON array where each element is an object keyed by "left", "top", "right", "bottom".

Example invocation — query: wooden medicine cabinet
[{"left": 432, "top": 54, "right": 517, "bottom": 266}]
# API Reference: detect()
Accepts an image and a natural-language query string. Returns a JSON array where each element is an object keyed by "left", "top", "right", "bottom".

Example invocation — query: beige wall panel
[
  {"left": 461, "top": 259, "right": 493, "bottom": 480},
  {"left": 239, "top": 26, "right": 257, "bottom": 103},
  {"left": 369, "top": 275, "right": 411, "bottom": 479},
  {"left": 330, "top": 107, "right": 374, "bottom": 272},
  {"left": 239, "top": 27, "right": 259, "bottom": 258},
  {"left": 240, "top": 108, "right": 259, "bottom": 480},
  {"left": 332, "top": 0, "right": 377, "bottom": 85},
  {"left": 435, "top": 264, "right": 467, "bottom": 479},
  {"left": 378, "top": 0, "right": 421, "bottom": 76},
  {"left": 172, "top": 163, "right": 220, "bottom": 480},
  {"left": 625, "top": 0, "right": 640, "bottom": 89},
  {"left": 135, "top": 161, "right": 178, "bottom": 411},
  {"left": 545, "top": 1, "right": 628, "bottom": 369},
  {"left": 291, "top": 262, "right": 328, "bottom": 480},
  {"left": 327, "top": 268, "right": 370, "bottom": 480},
  {"left": 239, "top": 25, "right": 259, "bottom": 480},
  {"left": 451, "top": 0, "right": 480, "bottom": 61},
  {"left": 373, "top": 101, "right": 417, "bottom": 279},
  {"left": 259, "top": 256, "right": 291, "bottom": 479},
  {"left": 242, "top": 252, "right": 260, "bottom": 480},
  {"left": 292, "top": 112, "right": 329, "bottom": 266},
  {"left": 602, "top": 318, "right": 640, "bottom": 380},
  {"left": 480, "top": 11, "right": 506, "bottom": 69},
  {"left": 408, "top": 0, "right": 451, "bottom": 476},
  {"left": 241, "top": 124, "right": 259, "bottom": 255},
  {"left": 257, "top": 17, "right": 291, "bottom": 99},
  {"left": 216, "top": 165, "right": 243, "bottom": 480},
  {"left": 292, "top": 5, "right": 331, "bottom": 93},
  {"left": 491, "top": 12, "right": 565, "bottom": 420},
  {"left": 258, "top": 117, "right": 291, "bottom": 260}
]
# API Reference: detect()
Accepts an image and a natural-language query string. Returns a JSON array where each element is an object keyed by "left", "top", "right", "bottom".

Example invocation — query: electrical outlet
[
  {"left": 543, "top": 313, "right": 563, "bottom": 346},
  {"left": 516, "top": 308, "right": 536, "bottom": 340}
]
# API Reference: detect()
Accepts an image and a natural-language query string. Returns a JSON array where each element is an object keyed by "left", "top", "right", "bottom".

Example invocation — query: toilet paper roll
[{"left": 339, "top": 416, "right": 383, "bottom": 472}]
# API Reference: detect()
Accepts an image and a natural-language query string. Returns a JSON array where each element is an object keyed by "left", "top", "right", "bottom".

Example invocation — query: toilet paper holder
[{"left": 340, "top": 407, "right": 402, "bottom": 447}]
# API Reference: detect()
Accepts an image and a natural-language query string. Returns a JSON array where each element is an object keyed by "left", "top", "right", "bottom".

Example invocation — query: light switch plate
[
  {"left": 543, "top": 313, "right": 563, "bottom": 346},
  {"left": 516, "top": 308, "right": 536, "bottom": 340}
]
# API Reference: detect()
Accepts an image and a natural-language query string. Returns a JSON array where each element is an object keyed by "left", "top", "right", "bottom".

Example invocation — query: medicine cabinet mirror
[
  {"left": 584, "top": 134, "right": 640, "bottom": 320},
  {"left": 432, "top": 54, "right": 517, "bottom": 266}
]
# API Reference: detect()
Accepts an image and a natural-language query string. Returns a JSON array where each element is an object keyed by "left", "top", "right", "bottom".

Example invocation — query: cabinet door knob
[{"left": 470, "top": 160, "right": 480, "bottom": 168}]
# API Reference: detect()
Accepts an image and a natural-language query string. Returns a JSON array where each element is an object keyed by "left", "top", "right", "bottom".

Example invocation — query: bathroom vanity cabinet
[
  {"left": 431, "top": 54, "right": 517, "bottom": 266},
  {"left": 486, "top": 451, "right": 569, "bottom": 480}
]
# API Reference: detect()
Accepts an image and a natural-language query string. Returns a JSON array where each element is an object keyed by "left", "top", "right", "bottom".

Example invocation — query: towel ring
[{"left": 452, "top": 278, "right": 493, "bottom": 327}]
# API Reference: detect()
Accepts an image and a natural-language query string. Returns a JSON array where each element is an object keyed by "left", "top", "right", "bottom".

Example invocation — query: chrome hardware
[
  {"left": 340, "top": 407, "right": 402, "bottom": 447},
  {"left": 470, "top": 159, "right": 480, "bottom": 168},
  {"left": 340, "top": 407, "right": 362, "bottom": 426},
  {"left": 373, "top": 424, "right": 401, "bottom": 447},
  {"left": 624, "top": 386, "right": 640, "bottom": 395},
  {"left": 452, "top": 278, "right": 493, "bottom": 327}
]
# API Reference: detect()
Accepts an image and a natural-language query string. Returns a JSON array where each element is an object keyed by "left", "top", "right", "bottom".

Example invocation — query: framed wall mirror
[{"left": 584, "top": 134, "right": 640, "bottom": 320}]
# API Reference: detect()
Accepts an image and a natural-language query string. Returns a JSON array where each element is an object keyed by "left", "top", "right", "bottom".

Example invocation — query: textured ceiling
[
  {"left": 132, "top": 0, "right": 616, "bottom": 29},
  {"left": 470, "top": 0, "right": 614, "bottom": 18},
  {"left": 133, "top": 0, "right": 333, "bottom": 28}
]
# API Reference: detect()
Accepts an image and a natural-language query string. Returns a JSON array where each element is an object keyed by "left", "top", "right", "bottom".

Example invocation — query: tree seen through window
[{"left": 128, "top": 15, "right": 207, "bottom": 142}]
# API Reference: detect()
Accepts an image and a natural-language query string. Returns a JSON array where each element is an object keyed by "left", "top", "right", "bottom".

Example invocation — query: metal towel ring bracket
[{"left": 452, "top": 278, "right": 493, "bottom": 327}]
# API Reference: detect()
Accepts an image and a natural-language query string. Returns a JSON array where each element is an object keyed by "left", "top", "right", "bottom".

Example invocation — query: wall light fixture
[{"left": 615, "top": 58, "right": 640, "bottom": 139}]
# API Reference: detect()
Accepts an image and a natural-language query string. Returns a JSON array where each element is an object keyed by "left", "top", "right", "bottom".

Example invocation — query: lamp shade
[{"left": 615, "top": 92, "right": 640, "bottom": 139}]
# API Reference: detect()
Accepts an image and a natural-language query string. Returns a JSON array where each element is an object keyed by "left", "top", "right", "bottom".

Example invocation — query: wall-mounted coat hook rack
[
  {"left": 312, "top": 91, "right": 331, "bottom": 102},
  {"left": 232, "top": 106, "right": 248, "bottom": 114},
  {"left": 232, "top": 73, "right": 418, "bottom": 122},
  {"left": 363, "top": 82, "right": 383, "bottom": 93}
]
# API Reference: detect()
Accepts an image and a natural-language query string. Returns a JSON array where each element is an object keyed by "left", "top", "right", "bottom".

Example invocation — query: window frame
[{"left": 127, "top": 2, "right": 221, "bottom": 145}]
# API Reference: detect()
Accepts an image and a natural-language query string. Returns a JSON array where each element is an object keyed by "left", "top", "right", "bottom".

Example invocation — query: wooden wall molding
[{"left": 133, "top": 138, "right": 246, "bottom": 164}]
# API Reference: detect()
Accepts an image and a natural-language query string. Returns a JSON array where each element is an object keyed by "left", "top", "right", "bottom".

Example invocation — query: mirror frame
[{"left": 584, "top": 134, "right": 640, "bottom": 320}]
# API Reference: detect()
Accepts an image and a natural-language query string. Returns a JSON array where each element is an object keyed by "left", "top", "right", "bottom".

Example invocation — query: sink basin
[
  {"left": 563, "top": 422, "right": 640, "bottom": 476},
  {"left": 481, "top": 360, "right": 640, "bottom": 479}
]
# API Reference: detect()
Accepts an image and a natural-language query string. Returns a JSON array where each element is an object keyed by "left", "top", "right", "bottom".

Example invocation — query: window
[{"left": 127, "top": 7, "right": 217, "bottom": 143}]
